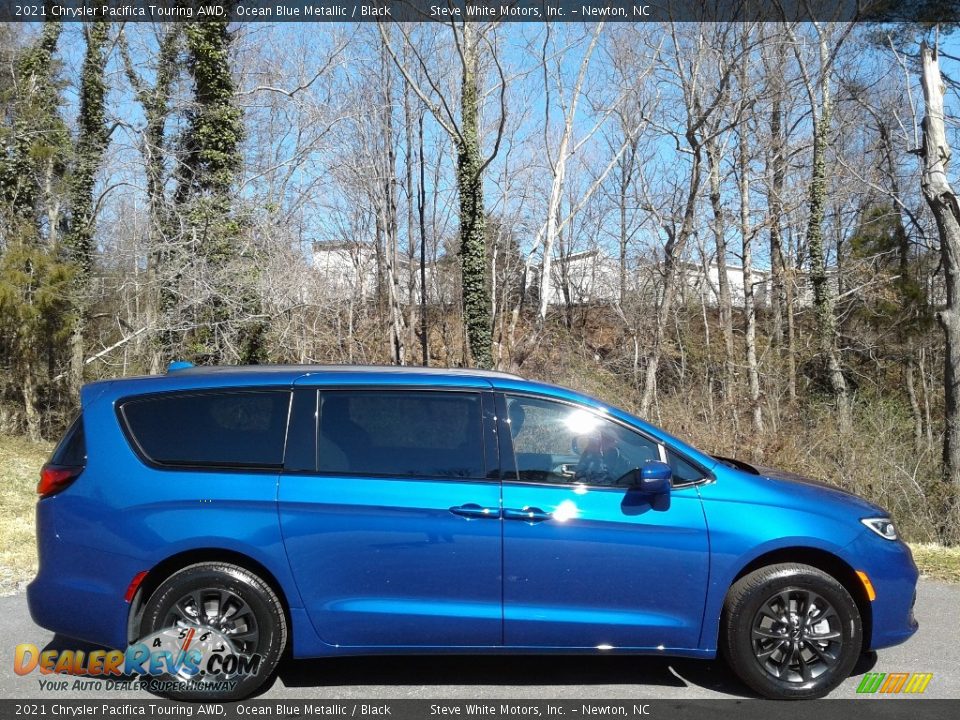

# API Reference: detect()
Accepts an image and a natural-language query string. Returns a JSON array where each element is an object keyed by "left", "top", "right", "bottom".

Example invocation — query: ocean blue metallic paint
[{"left": 28, "top": 366, "right": 917, "bottom": 665}]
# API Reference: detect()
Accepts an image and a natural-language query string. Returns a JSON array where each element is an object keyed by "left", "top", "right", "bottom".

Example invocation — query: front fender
[{"left": 696, "top": 476, "right": 864, "bottom": 651}]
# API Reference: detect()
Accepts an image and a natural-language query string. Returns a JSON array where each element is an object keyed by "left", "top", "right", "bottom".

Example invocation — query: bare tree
[
  {"left": 637, "top": 22, "right": 745, "bottom": 417},
  {"left": 534, "top": 25, "right": 656, "bottom": 325},
  {"left": 762, "top": 28, "right": 797, "bottom": 403},
  {"left": 120, "top": 25, "right": 182, "bottom": 373},
  {"left": 919, "top": 41, "right": 960, "bottom": 540},
  {"left": 535, "top": 24, "right": 604, "bottom": 323},
  {"left": 704, "top": 131, "right": 736, "bottom": 403},
  {"left": 736, "top": 30, "right": 763, "bottom": 437}
]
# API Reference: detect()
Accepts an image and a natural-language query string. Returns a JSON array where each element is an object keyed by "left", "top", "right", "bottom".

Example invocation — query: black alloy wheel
[
  {"left": 139, "top": 562, "right": 287, "bottom": 701},
  {"left": 722, "top": 563, "right": 862, "bottom": 699}
]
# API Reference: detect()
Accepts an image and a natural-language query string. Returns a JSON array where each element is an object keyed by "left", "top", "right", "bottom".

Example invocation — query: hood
[{"left": 713, "top": 455, "right": 888, "bottom": 517}]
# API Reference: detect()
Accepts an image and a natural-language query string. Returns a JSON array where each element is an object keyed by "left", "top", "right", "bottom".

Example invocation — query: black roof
[{"left": 168, "top": 363, "right": 523, "bottom": 381}]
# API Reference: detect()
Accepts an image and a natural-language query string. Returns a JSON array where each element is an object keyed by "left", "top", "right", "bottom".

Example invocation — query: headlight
[{"left": 861, "top": 517, "right": 898, "bottom": 540}]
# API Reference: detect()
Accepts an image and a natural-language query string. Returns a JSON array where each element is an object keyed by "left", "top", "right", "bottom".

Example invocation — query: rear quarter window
[
  {"left": 51, "top": 416, "right": 86, "bottom": 466},
  {"left": 120, "top": 390, "right": 291, "bottom": 469}
]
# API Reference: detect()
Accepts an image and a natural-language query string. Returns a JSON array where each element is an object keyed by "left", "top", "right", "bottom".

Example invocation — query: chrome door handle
[
  {"left": 449, "top": 503, "right": 501, "bottom": 519},
  {"left": 503, "top": 506, "right": 552, "bottom": 523}
]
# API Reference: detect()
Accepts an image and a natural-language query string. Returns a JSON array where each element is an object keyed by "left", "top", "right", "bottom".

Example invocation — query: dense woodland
[{"left": 2, "top": 10, "right": 960, "bottom": 541}]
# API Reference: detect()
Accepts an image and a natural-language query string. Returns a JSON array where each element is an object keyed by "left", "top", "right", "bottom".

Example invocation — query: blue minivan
[{"left": 28, "top": 365, "right": 918, "bottom": 700}]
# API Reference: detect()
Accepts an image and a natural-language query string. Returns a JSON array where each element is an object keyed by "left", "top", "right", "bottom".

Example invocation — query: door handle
[
  {"left": 449, "top": 503, "right": 501, "bottom": 519},
  {"left": 503, "top": 506, "right": 552, "bottom": 523}
]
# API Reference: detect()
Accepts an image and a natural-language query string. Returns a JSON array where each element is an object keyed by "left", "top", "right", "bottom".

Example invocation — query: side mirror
[{"left": 631, "top": 461, "right": 672, "bottom": 495}]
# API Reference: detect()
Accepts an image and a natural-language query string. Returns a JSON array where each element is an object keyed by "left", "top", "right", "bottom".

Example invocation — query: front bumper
[{"left": 846, "top": 530, "right": 919, "bottom": 650}]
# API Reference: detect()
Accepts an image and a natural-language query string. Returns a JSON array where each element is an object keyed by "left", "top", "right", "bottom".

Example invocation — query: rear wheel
[
  {"left": 138, "top": 562, "right": 287, "bottom": 701},
  {"left": 722, "top": 563, "right": 861, "bottom": 699}
]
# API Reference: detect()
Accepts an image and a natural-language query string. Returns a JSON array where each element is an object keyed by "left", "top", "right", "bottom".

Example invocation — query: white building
[
  {"left": 535, "top": 248, "right": 775, "bottom": 309},
  {"left": 311, "top": 242, "right": 820, "bottom": 310},
  {"left": 310, "top": 242, "right": 452, "bottom": 305},
  {"left": 312, "top": 242, "right": 379, "bottom": 302}
]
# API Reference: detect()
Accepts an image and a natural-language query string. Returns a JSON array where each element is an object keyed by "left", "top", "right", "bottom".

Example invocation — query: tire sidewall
[
  {"left": 726, "top": 566, "right": 862, "bottom": 699},
  {"left": 139, "top": 564, "right": 286, "bottom": 702}
]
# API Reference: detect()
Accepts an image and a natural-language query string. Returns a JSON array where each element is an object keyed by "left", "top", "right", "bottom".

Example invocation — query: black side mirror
[{"left": 630, "top": 461, "right": 672, "bottom": 495}]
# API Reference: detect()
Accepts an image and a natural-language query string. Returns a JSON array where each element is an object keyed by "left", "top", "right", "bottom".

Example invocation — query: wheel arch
[
  {"left": 127, "top": 548, "right": 293, "bottom": 646},
  {"left": 728, "top": 546, "right": 873, "bottom": 652}
]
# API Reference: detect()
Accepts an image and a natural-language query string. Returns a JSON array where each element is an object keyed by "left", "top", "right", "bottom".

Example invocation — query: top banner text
[{"left": 0, "top": 0, "right": 956, "bottom": 23}]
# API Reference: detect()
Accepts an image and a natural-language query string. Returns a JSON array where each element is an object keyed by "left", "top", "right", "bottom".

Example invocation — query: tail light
[{"left": 38, "top": 464, "right": 83, "bottom": 497}]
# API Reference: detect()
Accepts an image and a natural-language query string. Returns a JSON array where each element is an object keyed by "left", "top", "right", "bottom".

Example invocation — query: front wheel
[
  {"left": 722, "top": 563, "right": 862, "bottom": 699},
  {"left": 138, "top": 562, "right": 287, "bottom": 701}
]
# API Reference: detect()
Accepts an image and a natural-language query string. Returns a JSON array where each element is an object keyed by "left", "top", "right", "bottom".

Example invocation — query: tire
[
  {"left": 721, "top": 563, "right": 862, "bottom": 700},
  {"left": 138, "top": 562, "right": 287, "bottom": 702}
]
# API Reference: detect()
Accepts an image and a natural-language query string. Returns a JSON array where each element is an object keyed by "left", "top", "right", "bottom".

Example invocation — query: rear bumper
[
  {"left": 27, "top": 501, "right": 138, "bottom": 649},
  {"left": 27, "top": 575, "right": 129, "bottom": 650},
  {"left": 845, "top": 531, "right": 919, "bottom": 650}
]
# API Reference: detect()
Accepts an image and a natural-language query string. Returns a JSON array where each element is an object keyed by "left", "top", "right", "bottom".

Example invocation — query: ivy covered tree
[
  {"left": 171, "top": 12, "right": 264, "bottom": 365},
  {"left": 378, "top": 17, "right": 507, "bottom": 369},
  {"left": 64, "top": 11, "right": 111, "bottom": 397},
  {"left": 456, "top": 22, "right": 493, "bottom": 369},
  {"left": 0, "top": 12, "right": 76, "bottom": 438},
  {"left": 0, "top": 13, "right": 70, "bottom": 233}
]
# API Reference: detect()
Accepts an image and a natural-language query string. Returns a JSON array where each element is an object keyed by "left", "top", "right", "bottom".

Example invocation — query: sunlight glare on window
[{"left": 563, "top": 409, "right": 599, "bottom": 435}]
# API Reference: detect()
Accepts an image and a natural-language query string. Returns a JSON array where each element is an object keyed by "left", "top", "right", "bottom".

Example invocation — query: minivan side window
[
  {"left": 317, "top": 390, "right": 484, "bottom": 479},
  {"left": 504, "top": 395, "right": 660, "bottom": 486},
  {"left": 120, "top": 390, "right": 291, "bottom": 469}
]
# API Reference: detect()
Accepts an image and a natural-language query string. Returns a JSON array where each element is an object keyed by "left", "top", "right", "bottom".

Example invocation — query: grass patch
[
  {"left": 908, "top": 543, "right": 960, "bottom": 583},
  {"left": 0, "top": 433, "right": 51, "bottom": 595}
]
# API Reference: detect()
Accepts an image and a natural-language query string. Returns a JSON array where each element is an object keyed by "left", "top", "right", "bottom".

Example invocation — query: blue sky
[{"left": 16, "top": 20, "right": 960, "bottom": 274}]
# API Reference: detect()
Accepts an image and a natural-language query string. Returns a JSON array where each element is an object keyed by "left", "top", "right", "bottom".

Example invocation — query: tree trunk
[
  {"left": 65, "top": 13, "right": 110, "bottom": 399},
  {"left": 378, "top": 33, "right": 405, "bottom": 365},
  {"left": 640, "top": 144, "right": 702, "bottom": 417},
  {"left": 767, "top": 43, "right": 787, "bottom": 351},
  {"left": 176, "top": 13, "right": 259, "bottom": 365},
  {"left": 619, "top": 176, "right": 628, "bottom": 309},
  {"left": 739, "top": 108, "right": 763, "bottom": 438},
  {"left": 418, "top": 112, "right": 429, "bottom": 366},
  {"left": 536, "top": 24, "right": 604, "bottom": 324},
  {"left": 403, "top": 44, "right": 418, "bottom": 359},
  {"left": 766, "top": 35, "right": 794, "bottom": 404},
  {"left": 121, "top": 25, "right": 180, "bottom": 372},
  {"left": 905, "top": 357, "right": 923, "bottom": 450},
  {"left": 705, "top": 136, "right": 736, "bottom": 403},
  {"left": 458, "top": 24, "right": 492, "bottom": 368},
  {"left": 785, "top": 235, "right": 798, "bottom": 403},
  {"left": 21, "top": 362, "right": 41, "bottom": 442},
  {"left": 921, "top": 347, "right": 935, "bottom": 450},
  {"left": 920, "top": 42, "right": 960, "bottom": 542},
  {"left": 806, "top": 35, "right": 849, "bottom": 427},
  {"left": 879, "top": 117, "right": 925, "bottom": 450}
]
